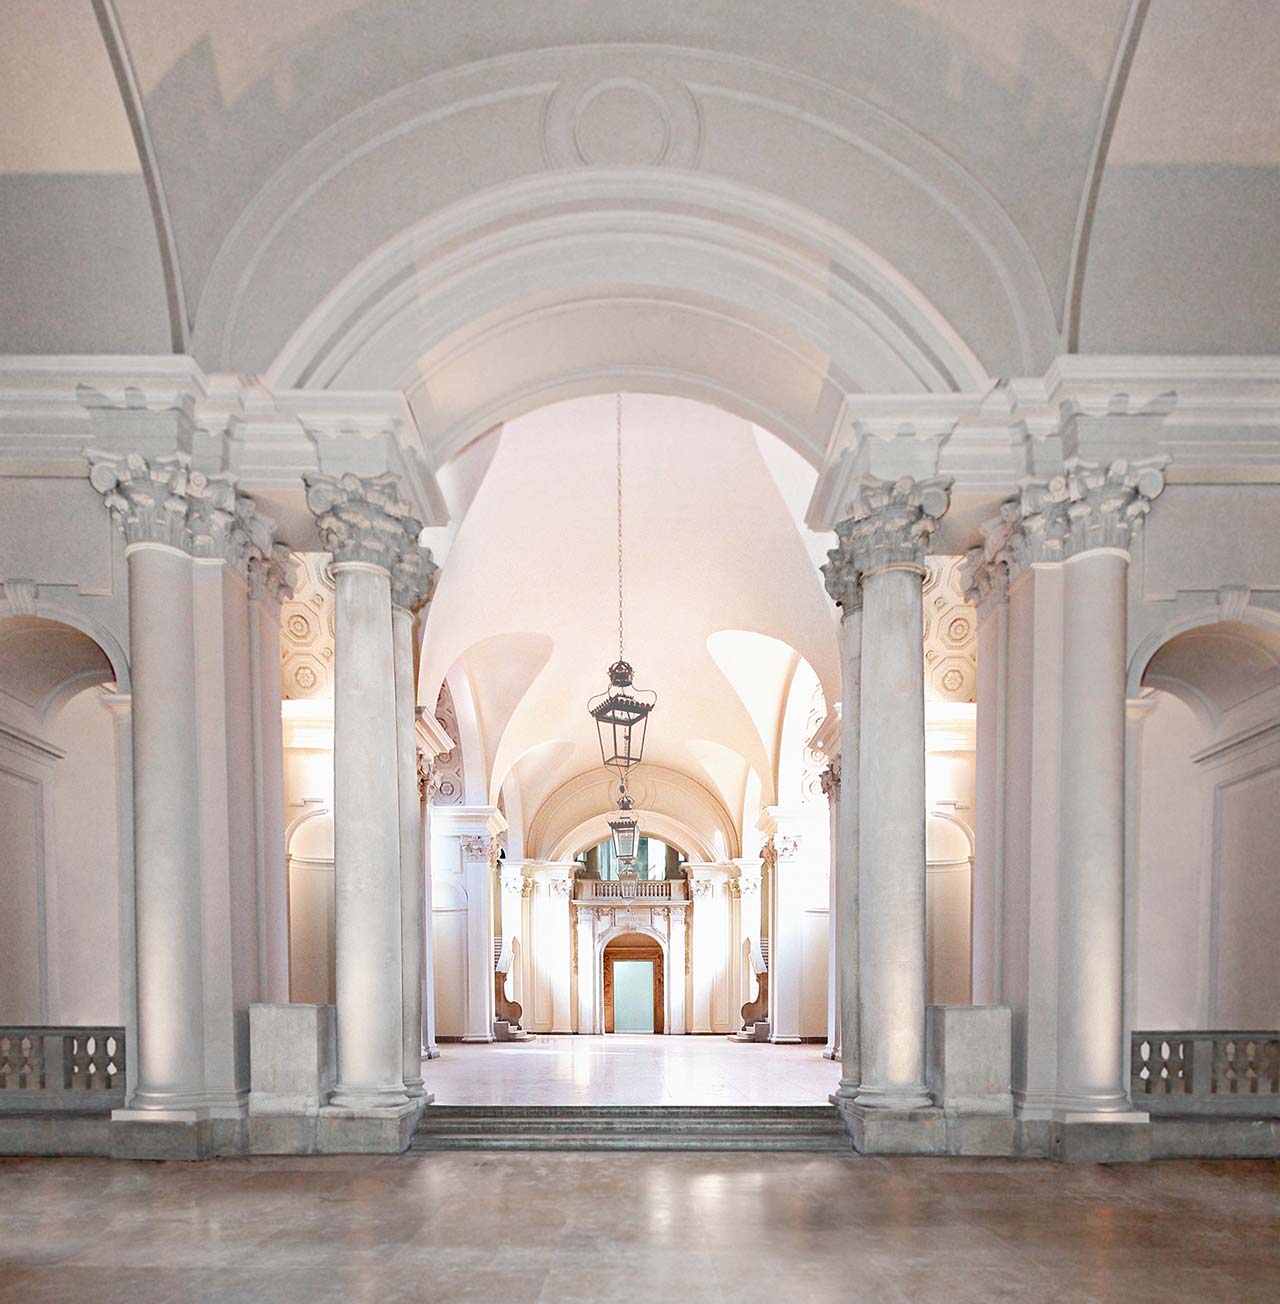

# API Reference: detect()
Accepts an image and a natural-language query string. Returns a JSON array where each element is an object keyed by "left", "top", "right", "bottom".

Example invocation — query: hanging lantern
[
  {"left": 589, "top": 660, "right": 655, "bottom": 776},
  {"left": 608, "top": 788, "right": 640, "bottom": 864},
  {"left": 587, "top": 394, "right": 657, "bottom": 779}
]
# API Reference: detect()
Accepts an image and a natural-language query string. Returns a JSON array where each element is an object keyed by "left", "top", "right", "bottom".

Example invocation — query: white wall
[
  {"left": 48, "top": 686, "right": 121, "bottom": 1025},
  {"left": 1133, "top": 690, "right": 1205, "bottom": 1027}
]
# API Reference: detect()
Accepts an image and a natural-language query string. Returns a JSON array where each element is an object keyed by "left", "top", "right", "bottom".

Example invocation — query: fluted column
[
  {"left": 306, "top": 472, "right": 420, "bottom": 1111},
  {"left": 837, "top": 475, "right": 950, "bottom": 1110},
  {"left": 391, "top": 546, "right": 438, "bottom": 1097},
  {"left": 1013, "top": 460, "right": 1166, "bottom": 1113}
]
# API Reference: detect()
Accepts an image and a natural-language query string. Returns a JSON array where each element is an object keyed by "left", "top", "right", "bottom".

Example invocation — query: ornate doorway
[{"left": 603, "top": 934, "right": 664, "bottom": 1034}]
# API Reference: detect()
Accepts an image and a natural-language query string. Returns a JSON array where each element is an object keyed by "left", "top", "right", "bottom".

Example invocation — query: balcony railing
[
  {"left": 1131, "top": 1031, "right": 1280, "bottom": 1117},
  {"left": 0, "top": 1027, "right": 126, "bottom": 1113},
  {"left": 576, "top": 879, "right": 686, "bottom": 901}
]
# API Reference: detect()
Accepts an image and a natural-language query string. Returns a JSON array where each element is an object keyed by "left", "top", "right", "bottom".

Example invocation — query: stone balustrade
[
  {"left": 576, "top": 879, "right": 686, "bottom": 901},
  {"left": 0, "top": 1027, "right": 126, "bottom": 1113},
  {"left": 1131, "top": 1031, "right": 1280, "bottom": 1116}
]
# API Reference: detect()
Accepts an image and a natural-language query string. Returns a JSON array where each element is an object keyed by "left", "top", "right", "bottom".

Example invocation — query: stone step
[
  {"left": 411, "top": 1104, "right": 851, "bottom": 1152},
  {"left": 412, "top": 1129, "right": 852, "bottom": 1153},
  {"left": 417, "top": 1117, "right": 846, "bottom": 1135},
  {"left": 418, "top": 1104, "right": 839, "bottom": 1120}
]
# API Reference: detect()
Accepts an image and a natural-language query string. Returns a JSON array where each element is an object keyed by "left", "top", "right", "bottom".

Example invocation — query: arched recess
[
  {"left": 284, "top": 809, "right": 335, "bottom": 1005},
  {"left": 596, "top": 924, "right": 670, "bottom": 1037},
  {"left": 926, "top": 810, "right": 974, "bottom": 1007},
  {"left": 602, "top": 932, "right": 664, "bottom": 1035},
  {"left": 0, "top": 613, "right": 126, "bottom": 1030},
  {"left": 1128, "top": 609, "right": 1280, "bottom": 1030}
]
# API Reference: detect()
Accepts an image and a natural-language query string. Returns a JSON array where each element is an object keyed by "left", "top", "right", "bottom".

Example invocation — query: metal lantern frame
[
  {"left": 607, "top": 790, "right": 640, "bottom": 865},
  {"left": 588, "top": 659, "right": 656, "bottom": 778}
]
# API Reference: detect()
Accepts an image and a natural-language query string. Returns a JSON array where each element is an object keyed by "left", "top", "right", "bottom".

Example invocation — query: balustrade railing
[
  {"left": 0, "top": 1026, "right": 126, "bottom": 1113},
  {"left": 576, "top": 879, "right": 685, "bottom": 901},
  {"left": 1131, "top": 1031, "right": 1280, "bottom": 1116}
]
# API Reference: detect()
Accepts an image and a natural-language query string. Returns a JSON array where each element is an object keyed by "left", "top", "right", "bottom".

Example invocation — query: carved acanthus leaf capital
[
  {"left": 391, "top": 542, "right": 439, "bottom": 612},
  {"left": 1005, "top": 457, "right": 1167, "bottom": 578},
  {"left": 819, "top": 759, "right": 841, "bottom": 799},
  {"left": 304, "top": 471, "right": 421, "bottom": 572},
  {"left": 249, "top": 543, "right": 298, "bottom": 608},
  {"left": 831, "top": 474, "right": 953, "bottom": 579},
  {"left": 85, "top": 449, "right": 281, "bottom": 577}
]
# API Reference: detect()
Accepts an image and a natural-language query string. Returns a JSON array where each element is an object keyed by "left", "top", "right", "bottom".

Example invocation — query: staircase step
[
  {"left": 411, "top": 1129, "right": 851, "bottom": 1153},
  {"left": 410, "top": 1104, "right": 851, "bottom": 1152}
]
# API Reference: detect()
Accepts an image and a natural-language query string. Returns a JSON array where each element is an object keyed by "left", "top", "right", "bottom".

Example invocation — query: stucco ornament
[
  {"left": 827, "top": 474, "right": 953, "bottom": 586},
  {"left": 304, "top": 470, "right": 421, "bottom": 570},
  {"left": 85, "top": 448, "right": 288, "bottom": 587},
  {"left": 391, "top": 542, "right": 439, "bottom": 612}
]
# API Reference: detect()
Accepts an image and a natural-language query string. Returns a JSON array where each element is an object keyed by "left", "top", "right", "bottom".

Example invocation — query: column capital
[
  {"left": 248, "top": 544, "right": 298, "bottom": 610},
  {"left": 304, "top": 471, "right": 420, "bottom": 572},
  {"left": 1005, "top": 456, "right": 1167, "bottom": 578},
  {"left": 85, "top": 448, "right": 283, "bottom": 579},
  {"left": 830, "top": 474, "right": 953, "bottom": 579},
  {"left": 819, "top": 758, "right": 841, "bottom": 799},
  {"left": 391, "top": 542, "right": 439, "bottom": 613}
]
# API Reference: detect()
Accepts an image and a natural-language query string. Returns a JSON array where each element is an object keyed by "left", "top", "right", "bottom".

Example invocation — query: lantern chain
[{"left": 616, "top": 391, "right": 624, "bottom": 665}]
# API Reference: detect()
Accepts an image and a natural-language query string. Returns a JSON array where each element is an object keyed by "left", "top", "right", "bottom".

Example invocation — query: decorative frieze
[
  {"left": 303, "top": 471, "right": 420, "bottom": 572},
  {"left": 85, "top": 449, "right": 287, "bottom": 583}
]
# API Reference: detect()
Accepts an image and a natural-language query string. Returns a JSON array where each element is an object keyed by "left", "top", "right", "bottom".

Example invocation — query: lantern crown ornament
[{"left": 588, "top": 395, "right": 656, "bottom": 780}]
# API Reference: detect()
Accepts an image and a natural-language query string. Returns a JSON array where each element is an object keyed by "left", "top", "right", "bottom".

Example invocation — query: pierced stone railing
[
  {"left": 1131, "top": 1031, "right": 1280, "bottom": 1116},
  {"left": 0, "top": 1027, "right": 126, "bottom": 1113},
  {"left": 577, "top": 879, "right": 686, "bottom": 901}
]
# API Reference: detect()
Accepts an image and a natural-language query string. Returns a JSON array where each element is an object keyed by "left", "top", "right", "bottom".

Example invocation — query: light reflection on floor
[{"left": 423, "top": 1034, "right": 841, "bottom": 1104}]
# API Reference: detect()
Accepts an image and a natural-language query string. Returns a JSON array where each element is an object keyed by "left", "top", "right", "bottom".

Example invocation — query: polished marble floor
[
  {"left": 1, "top": 1151, "right": 1277, "bottom": 1303},
  {"left": 423, "top": 1034, "right": 840, "bottom": 1104}
]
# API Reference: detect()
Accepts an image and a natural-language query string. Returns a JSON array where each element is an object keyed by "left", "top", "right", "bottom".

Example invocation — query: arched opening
[
  {"left": 1131, "top": 617, "right": 1280, "bottom": 1028},
  {"left": 285, "top": 809, "right": 335, "bottom": 1006},
  {"left": 0, "top": 615, "right": 123, "bottom": 1028},
  {"left": 602, "top": 933, "right": 665, "bottom": 1035}
]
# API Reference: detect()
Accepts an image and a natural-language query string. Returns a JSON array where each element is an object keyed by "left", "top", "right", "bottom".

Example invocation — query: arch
[
  {"left": 195, "top": 45, "right": 1047, "bottom": 395},
  {"left": 927, "top": 809, "right": 975, "bottom": 863},
  {"left": 0, "top": 602, "right": 130, "bottom": 703},
  {"left": 596, "top": 924, "right": 669, "bottom": 1036},
  {"left": 1127, "top": 605, "right": 1280, "bottom": 703},
  {"left": 552, "top": 811, "right": 712, "bottom": 866}
]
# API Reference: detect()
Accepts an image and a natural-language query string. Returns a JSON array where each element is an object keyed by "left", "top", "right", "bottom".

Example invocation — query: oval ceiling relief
[{"left": 543, "top": 71, "right": 702, "bottom": 169}]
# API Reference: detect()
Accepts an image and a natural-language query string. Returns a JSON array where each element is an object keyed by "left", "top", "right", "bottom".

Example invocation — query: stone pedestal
[
  {"left": 926, "top": 1004, "right": 1015, "bottom": 1156},
  {"left": 247, "top": 1002, "right": 339, "bottom": 1154}
]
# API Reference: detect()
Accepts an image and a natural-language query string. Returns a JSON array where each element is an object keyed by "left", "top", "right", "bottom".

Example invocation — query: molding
[
  {"left": 91, "top": 0, "right": 190, "bottom": 352},
  {"left": 432, "top": 804, "right": 508, "bottom": 839},
  {"left": 1064, "top": 0, "right": 1152, "bottom": 352}
]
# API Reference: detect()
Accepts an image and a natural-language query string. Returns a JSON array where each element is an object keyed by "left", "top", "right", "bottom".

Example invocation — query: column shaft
[
  {"left": 971, "top": 599, "right": 1009, "bottom": 1004},
  {"left": 393, "top": 606, "right": 426, "bottom": 1095},
  {"left": 125, "top": 544, "right": 207, "bottom": 1111},
  {"left": 835, "top": 607, "right": 862, "bottom": 1097},
  {"left": 857, "top": 566, "right": 931, "bottom": 1109},
  {"left": 1057, "top": 549, "right": 1130, "bottom": 1110},
  {"left": 331, "top": 561, "right": 407, "bottom": 1108}
]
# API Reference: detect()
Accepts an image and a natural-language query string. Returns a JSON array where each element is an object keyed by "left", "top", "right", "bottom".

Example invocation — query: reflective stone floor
[
  {"left": 1, "top": 1151, "right": 1276, "bottom": 1303},
  {"left": 425, "top": 1034, "right": 840, "bottom": 1103}
]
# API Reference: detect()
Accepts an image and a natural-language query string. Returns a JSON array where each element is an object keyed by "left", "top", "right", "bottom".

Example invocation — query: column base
[
  {"left": 329, "top": 1085, "right": 412, "bottom": 1111},
  {"left": 852, "top": 1083, "right": 934, "bottom": 1111},
  {"left": 316, "top": 1097, "right": 428, "bottom": 1154},
  {"left": 1051, "top": 1110, "right": 1152, "bottom": 1164},
  {"left": 830, "top": 1097, "right": 946, "bottom": 1155},
  {"left": 424, "top": 1044, "right": 442, "bottom": 1060},
  {"left": 404, "top": 1078, "right": 428, "bottom": 1098},
  {"left": 461, "top": 1033, "right": 496, "bottom": 1044},
  {"left": 822, "top": 1046, "right": 841, "bottom": 1061},
  {"left": 768, "top": 1034, "right": 802, "bottom": 1045}
]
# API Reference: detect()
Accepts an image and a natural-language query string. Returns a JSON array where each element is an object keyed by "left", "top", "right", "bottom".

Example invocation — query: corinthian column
[
  {"left": 305, "top": 471, "right": 420, "bottom": 1111},
  {"left": 1017, "top": 459, "right": 1166, "bottom": 1115},
  {"left": 840, "top": 475, "right": 951, "bottom": 1110},
  {"left": 391, "top": 545, "right": 438, "bottom": 1098}
]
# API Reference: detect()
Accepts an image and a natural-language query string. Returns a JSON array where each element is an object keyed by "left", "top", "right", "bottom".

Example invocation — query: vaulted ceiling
[{"left": 6, "top": 2, "right": 1279, "bottom": 469}]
